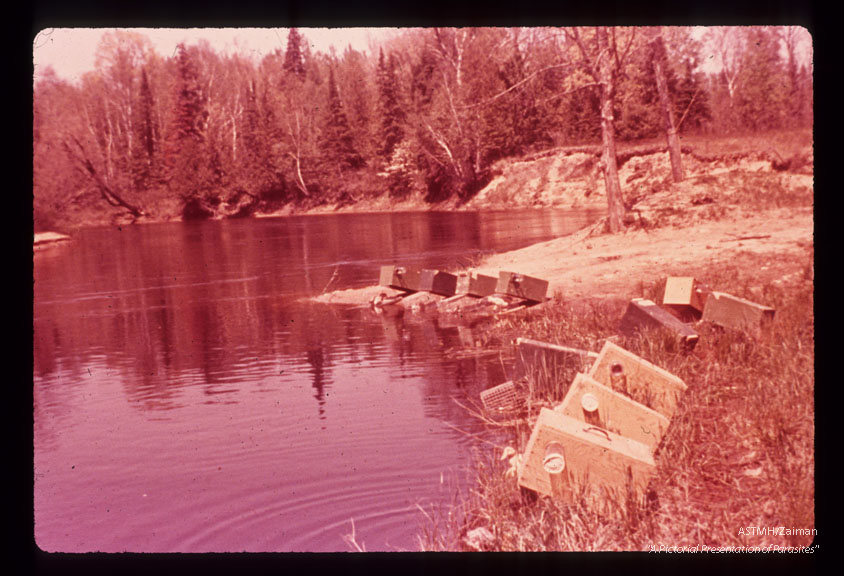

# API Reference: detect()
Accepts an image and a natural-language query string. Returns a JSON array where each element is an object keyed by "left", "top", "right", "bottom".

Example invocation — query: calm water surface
[{"left": 33, "top": 209, "right": 601, "bottom": 552}]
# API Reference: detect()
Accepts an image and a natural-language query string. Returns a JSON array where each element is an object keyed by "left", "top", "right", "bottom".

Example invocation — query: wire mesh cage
[{"left": 480, "top": 380, "right": 526, "bottom": 413}]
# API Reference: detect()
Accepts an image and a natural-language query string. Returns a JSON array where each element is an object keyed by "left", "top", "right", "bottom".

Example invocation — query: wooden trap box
[
  {"left": 555, "top": 373, "right": 670, "bottom": 450},
  {"left": 496, "top": 271, "right": 549, "bottom": 302},
  {"left": 701, "top": 291, "right": 775, "bottom": 335},
  {"left": 619, "top": 298, "right": 699, "bottom": 349},
  {"left": 379, "top": 265, "right": 422, "bottom": 291},
  {"left": 661, "top": 277, "right": 709, "bottom": 321},
  {"left": 512, "top": 338, "right": 597, "bottom": 397},
  {"left": 587, "top": 341, "right": 687, "bottom": 420},
  {"left": 457, "top": 272, "right": 499, "bottom": 297},
  {"left": 419, "top": 269, "right": 458, "bottom": 296},
  {"left": 517, "top": 408, "right": 656, "bottom": 502}
]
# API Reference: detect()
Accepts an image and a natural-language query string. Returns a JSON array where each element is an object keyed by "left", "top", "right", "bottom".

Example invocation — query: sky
[
  {"left": 32, "top": 26, "right": 812, "bottom": 84},
  {"left": 32, "top": 27, "right": 403, "bottom": 83}
]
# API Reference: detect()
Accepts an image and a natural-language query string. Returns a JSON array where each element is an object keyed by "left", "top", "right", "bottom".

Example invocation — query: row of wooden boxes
[
  {"left": 619, "top": 276, "right": 776, "bottom": 348},
  {"left": 379, "top": 265, "right": 550, "bottom": 304}
]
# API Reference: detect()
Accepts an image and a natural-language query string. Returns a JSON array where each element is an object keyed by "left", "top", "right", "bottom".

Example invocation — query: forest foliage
[{"left": 33, "top": 26, "right": 813, "bottom": 231}]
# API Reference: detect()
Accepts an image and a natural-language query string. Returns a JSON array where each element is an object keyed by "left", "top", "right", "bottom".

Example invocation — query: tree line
[{"left": 33, "top": 26, "right": 813, "bottom": 231}]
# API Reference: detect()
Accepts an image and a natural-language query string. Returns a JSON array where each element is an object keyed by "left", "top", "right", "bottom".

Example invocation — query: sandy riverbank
[{"left": 312, "top": 205, "right": 813, "bottom": 306}]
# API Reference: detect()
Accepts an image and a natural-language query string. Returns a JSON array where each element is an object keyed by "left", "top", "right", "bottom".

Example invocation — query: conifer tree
[
  {"left": 173, "top": 44, "right": 206, "bottom": 141},
  {"left": 283, "top": 28, "right": 307, "bottom": 79},
  {"left": 490, "top": 40, "right": 550, "bottom": 156},
  {"left": 168, "top": 43, "right": 218, "bottom": 218},
  {"left": 322, "top": 65, "right": 364, "bottom": 173},
  {"left": 237, "top": 79, "right": 284, "bottom": 202},
  {"left": 734, "top": 27, "right": 789, "bottom": 131},
  {"left": 132, "top": 67, "right": 157, "bottom": 191},
  {"left": 376, "top": 50, "right": 405, "bottom": 161}
]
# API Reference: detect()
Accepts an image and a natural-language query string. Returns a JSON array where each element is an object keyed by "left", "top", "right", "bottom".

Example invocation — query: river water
[{"left": 33, "top": 208, "right": 601, "bottom": 552}]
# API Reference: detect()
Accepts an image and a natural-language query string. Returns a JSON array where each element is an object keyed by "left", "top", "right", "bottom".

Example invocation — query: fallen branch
[
  {"left": 459, "top": 63, "right": 575, "bottom": 110},
  {"left": 675, "top": 86, "right": 701, "bottom": 132},
  {"left": 720, "top": 235, "right": 772, "bottom": 242},
  {"left": 63, "top": 136, "right": 145, "bottom": 218}
]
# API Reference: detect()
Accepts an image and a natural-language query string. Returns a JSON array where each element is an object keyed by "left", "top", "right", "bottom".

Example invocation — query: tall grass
[{"left": 418, "top": 250, "right": 814, "bottom": 551}]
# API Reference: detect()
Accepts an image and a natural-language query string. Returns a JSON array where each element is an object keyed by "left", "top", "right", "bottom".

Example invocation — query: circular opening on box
[
  {"left": 581, "top": 393, "right": 599, "bottom": 413},
  {"left": 543, "top": 442, "right": 565, "bottom": 474}
]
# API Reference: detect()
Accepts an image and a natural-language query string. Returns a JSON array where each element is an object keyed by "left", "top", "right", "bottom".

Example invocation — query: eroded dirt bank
[{"left": 314, "top": 140, "right": 813, "bottom": 306}]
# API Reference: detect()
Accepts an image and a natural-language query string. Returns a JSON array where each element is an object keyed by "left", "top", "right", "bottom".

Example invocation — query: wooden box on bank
[
  {"left": 419, "top": 269, "right": 459, "bottom": 296},
  {"left": 517, "top": 408, "right": 656, "bottom": 502},
  {"left": 587, "top": 341, "right": 687, "bottom": 420},
  {"left": 512, "top": 338, "right": 596, "bottom": 397},
  {"left": 496, "top": 271, "right": 549, "bottom": 302},
  {"left": 661, "top": 276, "right": 709, "bottom": 321},
  {"left": 379, "top": 265, "right": 422, "bottom": 291},
  {"left": 701, "top": 291, "right": 775, "bottom": 335},
  {"left": 619, "top": 298, "right": 700, "bottom": 349},
  {"left": 554, "top": 373, "right": 670, "bottom": 450}
]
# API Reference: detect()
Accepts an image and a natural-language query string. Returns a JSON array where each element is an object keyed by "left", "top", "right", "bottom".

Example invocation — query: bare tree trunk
[
  {"left": 650, "top": 29, "right": 684, "bottom": 182},
  {"left": 287, "top": 112, "right": 310, "bottom": 198},
  {"left": 596, "top": 28, "right": 625, "bottom": 233}
]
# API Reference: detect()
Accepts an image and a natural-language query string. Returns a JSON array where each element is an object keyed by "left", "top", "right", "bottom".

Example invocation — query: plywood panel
[
  {"left": 517, "top": 408, "right": 656, "bottom": 502},
  {"left": 662, "top": 276, "right": 709, "bottom": 321},
  {"left": 587, "top": 341, "right": 687, "bottom": 419},
  {"left": 512, "top": 338, "right": 596, "bottom": 397},
  {"left": 619, "top": 298, "right": 699, "bottom": 349},
  {"left": 555, "top": 373, "right": 670, "bottom": 450},
  {"left": 701, "top": 291, "right": 775, "bottom": 335}
]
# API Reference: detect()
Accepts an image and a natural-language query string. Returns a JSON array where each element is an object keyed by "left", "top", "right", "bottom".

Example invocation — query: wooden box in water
[
  {"left": 619, "top": 298, "right": 700, "bottom": 349},
  {"left": 457, "top": 272, "right": 499, "bottom": 297},
  {"left": 517, "top": 408, "right": 656, "bottom": 502},
  {"left": 495, "top": 271, "right": 549, "bottom": 302},
  {"left": 554, "top": 373, "right": 670, "bottom": 450},
  {"left": 587, "top": 341, "right": 687, "bottom": 420},
  {"left": 419, "top": 269, "right": 459, "bottom": 296},
  {"left": 701, "top": 291, "right": 775, "bottom": 335},
  {"left": 379, "top": 265, "right": 422, "bottom": 291}
]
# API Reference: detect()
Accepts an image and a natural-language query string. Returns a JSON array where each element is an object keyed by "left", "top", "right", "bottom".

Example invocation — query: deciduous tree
[
  {"left": 570, "top": 26, "right": 635, "bottom": 232},
  {"left": 649, "top": 27, "right": 684, "bottom": 182}
]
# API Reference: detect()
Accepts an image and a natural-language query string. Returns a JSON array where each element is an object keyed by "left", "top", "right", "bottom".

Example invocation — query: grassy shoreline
[{"left": 414, "top": 248, "right": 814, "bottom": 551}]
